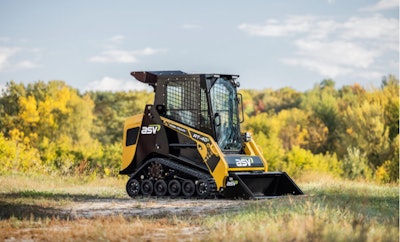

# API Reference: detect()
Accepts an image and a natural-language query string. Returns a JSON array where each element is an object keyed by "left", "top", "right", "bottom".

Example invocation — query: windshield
[{"left": 210, "top": 78, "right": 242, "bottom": 151}]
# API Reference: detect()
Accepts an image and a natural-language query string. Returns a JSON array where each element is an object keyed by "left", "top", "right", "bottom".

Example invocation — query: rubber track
[{"left": 133, "top": 157, "right": 217, "bottom": 198}]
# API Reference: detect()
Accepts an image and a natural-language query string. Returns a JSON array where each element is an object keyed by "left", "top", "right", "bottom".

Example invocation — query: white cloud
[
  {"left": 294, "top": 39, "right": 379, "bottom": 68},
  {"left": 0, "top": 45, "right": 41, "bottom": 72},
  {"left": 89, "top": 49, "right": 138, "bottom": 63},
  {"left": 238, "top": 16, "right": 314, "bottom": 37},
  {"left": 239, "top": 16, "right": 338, "bottom": 40},
  {"left": 0, "top": 37, "right": 10, "bottom": 43},
  {"left": 134, "top": 47, "right": 164, "bottom": 56},
  {"left": 282, "top": 40, "right": 380, "bottom": 77},
  {"left": 15, "top": 60, "right": 40, "bottom": 69},
  {"left": 108, "top": 35, "right": 125, "bottom": 43},
  {"left": 85, "top": 76, "right": 151, "bottom": 92},
  {"left": 341, "top": 15, "right": 398, "bottom": 50},
  {"left": 90, "top": 36, "right": 167, "bottom": 64},
  {"left": 360, "top": 0, "right": 399, "bottom": 11},
  {"left": 104, "top": 35, "right": 125, "bottom": 49},
  {"left": 0, "top": 47, "right": 20, "bottom": 71},
  {"left": 89, "top": 47, "right": 166, "bottom": 63},
  {"left": 182, "top": 24, "right": 201, "bottom": 30},
  {"left": 282, "top": 57, "right": 353, "bottom": 77},
  {"left": 238, "top": 14, "right": 397, "bottom": 79}
]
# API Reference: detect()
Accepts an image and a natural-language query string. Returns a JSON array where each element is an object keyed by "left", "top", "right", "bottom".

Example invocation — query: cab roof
[{"left": 131, "top": 71, "right": 239, "bottom": 84}]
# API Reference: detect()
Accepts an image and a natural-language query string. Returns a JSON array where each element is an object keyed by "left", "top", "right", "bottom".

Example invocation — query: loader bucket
[{"left": 224, "top": 172, "right": 303, "bottom": 199}]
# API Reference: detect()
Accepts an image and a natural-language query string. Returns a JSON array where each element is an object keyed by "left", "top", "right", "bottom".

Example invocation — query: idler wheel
[
  {"left": 196, "top": 180, "right": 210, "bottom": 198},
  {"left": 126, "top": 178, "right": 140, "bottom": 198}
]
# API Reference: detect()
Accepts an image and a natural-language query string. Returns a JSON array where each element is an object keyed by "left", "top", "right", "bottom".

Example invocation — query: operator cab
[{"left": 131, "top": 71, "right": 244, "bottom": 153}]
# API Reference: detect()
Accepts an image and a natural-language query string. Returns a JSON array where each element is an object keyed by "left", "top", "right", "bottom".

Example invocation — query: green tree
[
  {"left": 341, "top": 100, "right": 390, "bottom": 169},
  {"left": 0, "top": 81, "right": 26, "bottom": 135},
  {"left": 301, "top": 80, "right": 341, "bottom": 154},
  {"left": 381, "top": 75, "right": 399, "bottom": 140},
  {"left": 262, "top": 87, "right": 301, "bottom": 113},
  {"left": 89, "top": 90, "right": 153, "bottom": 145},
  {"left": 243, "top": 113, "right": 285, "bottom": 170},
  {"left": 342, "top": 147, "right": 372, "bottom": 180},
  {"left": 276, "top": 108, "right": 308, "bottom": 150},
  {"left": 239, "top": 89, "right": 256, "bottom": 116}
]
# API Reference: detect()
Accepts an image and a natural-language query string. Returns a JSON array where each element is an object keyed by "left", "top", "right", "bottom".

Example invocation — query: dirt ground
[
  {"left": 1, "top": 198, "right": 249, "bottom": 241},
  {"left": 61, "top": 198, "right": 247, "bottom": 219}
]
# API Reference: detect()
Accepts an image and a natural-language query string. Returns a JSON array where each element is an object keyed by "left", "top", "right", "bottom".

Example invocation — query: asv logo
[
  {"left": 235, "top": 157, "right": 254, "bottom": 167},
  {"left": 141, "top": 124, "right": 161, "bottom": 135}
]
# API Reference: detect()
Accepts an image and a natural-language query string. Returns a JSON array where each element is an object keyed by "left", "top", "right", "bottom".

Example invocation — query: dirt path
[
  {"left": 63, "top": 198, "right": 248, "bottom": 219},
  {"left": 1, "top": 198, "right": 249, "bottom": 241}
]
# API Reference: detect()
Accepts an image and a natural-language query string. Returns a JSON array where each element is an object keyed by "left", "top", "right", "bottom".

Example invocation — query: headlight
[{"left": 243, "top": 132, "right": 251, "bottom": 142}]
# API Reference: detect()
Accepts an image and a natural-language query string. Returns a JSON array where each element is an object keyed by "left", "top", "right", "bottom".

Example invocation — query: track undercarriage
[{"left": 126, "top": 158, "right": 217, "bottom": 199}]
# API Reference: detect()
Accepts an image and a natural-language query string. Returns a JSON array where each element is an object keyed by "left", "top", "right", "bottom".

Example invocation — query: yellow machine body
[{"left": 120, "top": 71, "right": 303, "bottom": 199}]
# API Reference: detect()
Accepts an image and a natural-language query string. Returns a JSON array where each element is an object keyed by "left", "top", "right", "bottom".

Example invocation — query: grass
[
  {"left": 0, "top": 173, "right": 398, "bottom": 241},
  {"left": 204, "top": 179, "right": 398, "bottom": 241}
]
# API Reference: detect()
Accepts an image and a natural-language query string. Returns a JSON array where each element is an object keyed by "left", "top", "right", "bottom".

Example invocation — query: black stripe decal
[{"left": 207, "top": 155, "right": 219, "bottom": 172}]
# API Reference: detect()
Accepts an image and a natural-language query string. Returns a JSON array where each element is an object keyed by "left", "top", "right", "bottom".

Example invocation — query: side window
[
  {"left": 165, "top": 80, "right": 197, "bottom": 127},
  {"left": 210, "top": 78, "right": 241, "bottom": 150}
]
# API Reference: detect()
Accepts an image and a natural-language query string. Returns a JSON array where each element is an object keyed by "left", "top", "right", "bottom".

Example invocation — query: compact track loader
[{"left": 120, "top": 71, "right": 303, "bottom": 199}]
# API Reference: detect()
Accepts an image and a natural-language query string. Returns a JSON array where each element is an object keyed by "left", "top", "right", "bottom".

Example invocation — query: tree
[
  {"left": 341, "top": 100, "right": 390, "bottom": 169},
  {"left": 381, "top": 75, "right": 399, "bottom": 140},
  {"left": 301, "top": 81, "right": 340, "bottom": 153},
  {"left": 0, "top": 81, "right": 26, "bottom": 135},
  {"left": 89, "top": 90, "right": 153, "bottom": 145},
  {"left": 277, "top": 108, "right": 308, "bottom": 151},
  {"left": 253, "top": 87, "right": 301, "bottom": 113},
  {"left": 243, "top": 113, "right": 285, "bottom": 170}
]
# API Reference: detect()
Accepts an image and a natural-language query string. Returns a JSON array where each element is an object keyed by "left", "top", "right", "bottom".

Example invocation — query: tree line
[
  {"left": 0, "top": 76, "right": 398, "bottom": 183},
  {"left": 242, "top": 76, "right": 398, "bottom": 183}
]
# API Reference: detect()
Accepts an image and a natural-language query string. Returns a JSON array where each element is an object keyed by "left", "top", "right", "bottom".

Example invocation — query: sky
[{"left": 0, "top": 0, "right": 398, "bottom": 92}]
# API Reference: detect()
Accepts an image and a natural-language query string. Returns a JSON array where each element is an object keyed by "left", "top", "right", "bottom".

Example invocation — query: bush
[
  {"left": 284, "top": 146, "right": 343, "bottom": 178},
  {"left": 342, "top": 147, "right": 373, "bottom": 180},
  {"left": 97, "top": 142, "right": 122, "bottom": 177},
  {"left": 0, "top": 132, "right": 41, "bottom": 174},
  {"left": 375, "top": 161, "right": 391, "bottom": 184}
]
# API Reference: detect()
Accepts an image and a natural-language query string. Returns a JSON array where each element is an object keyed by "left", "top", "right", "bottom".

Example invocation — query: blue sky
[{"left": 0, "top": 0, "right": 398, "bottom": 92}]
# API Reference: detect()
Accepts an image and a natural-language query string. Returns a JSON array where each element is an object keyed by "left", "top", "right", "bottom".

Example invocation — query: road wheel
[
  {"left": 141, "top": 179, "right": 153, "bottom": 196},
  {"left": 182, "top": 180, "right": 195, "bottom": 197},
  {"left": 126, "top": 178, "right": 140, "bottom": 198},
  {"left": 168, "top": 179, "right": 181, "bottom": 197},
  {"left": 154, "top": 180, "right": 168, "bottom": 196}
]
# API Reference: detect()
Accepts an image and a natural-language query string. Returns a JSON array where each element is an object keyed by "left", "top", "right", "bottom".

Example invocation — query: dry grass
[
  {"left": 0, "top": 172, "right": 126, "bottom": 197},
  {"left": 1, "top": 216, "right": 205, "bottom": 242},
  {"left": 204, "top": 176, "right": 399, "bottom": 242},
  {"left": 0, "top": 173, "right": 398, "bottom": 242},
  {"left": 204, "top": 196, "right": 398, "bottom": 242}
]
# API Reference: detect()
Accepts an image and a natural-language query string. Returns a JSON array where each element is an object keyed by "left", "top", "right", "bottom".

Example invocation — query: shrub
[
  {"left": 375, "top": 161, "right": 391, "bottom": 184},
  {"left": 342, "top": 147, "right": 373, "bottom": 180},
  {"left": 0, "top": 132, "right": 41, "bottom": 174},
  {"left": 284, "top": 146, "right": 343, "bottom": 178}
]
